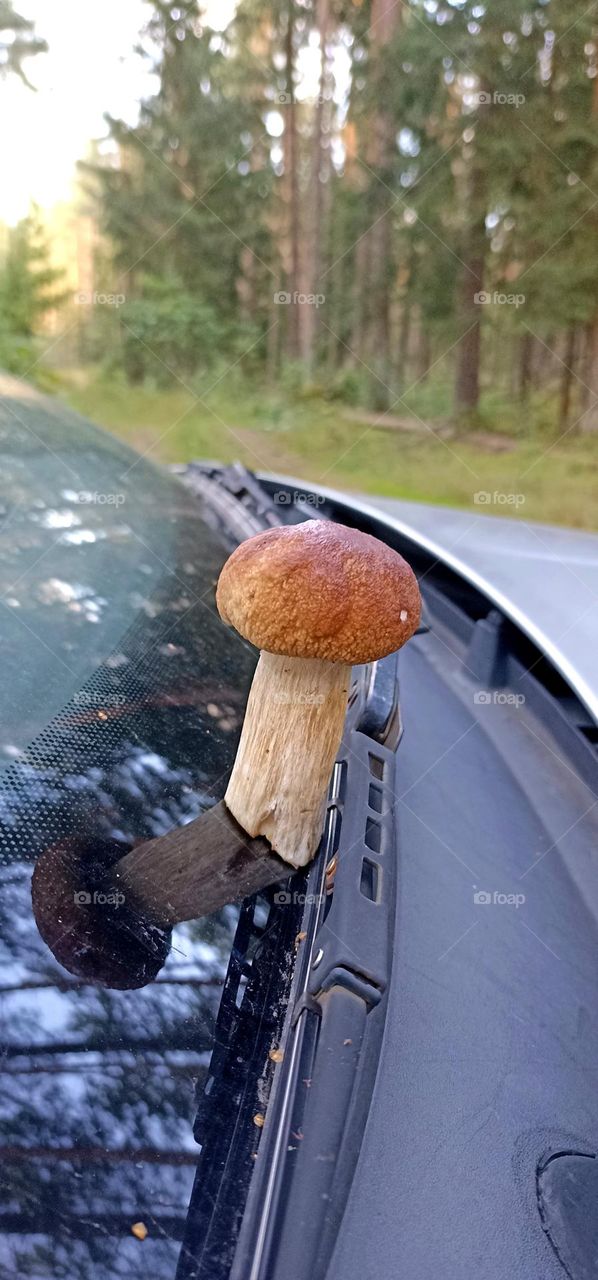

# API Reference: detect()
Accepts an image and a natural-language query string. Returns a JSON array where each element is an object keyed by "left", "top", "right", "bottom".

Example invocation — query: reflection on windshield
[
  {"left": 0, "top": 917, "right": 233, "bottom": 1278},
  {"left": 0, "top": 388, "right": 260, "bottom": 1276},
  {"left": 0, "top": 387, "right": 258, "bottom": 761}
]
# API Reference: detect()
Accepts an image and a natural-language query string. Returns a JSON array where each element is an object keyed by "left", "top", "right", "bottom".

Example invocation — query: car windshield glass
[{"left": 0, "top": 388, "right": 260, "bottom": 1278}]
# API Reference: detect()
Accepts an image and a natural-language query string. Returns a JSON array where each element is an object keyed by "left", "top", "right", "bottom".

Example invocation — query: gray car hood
[{"left": 264, "top": 478, "right": 598, "bottom": 724}]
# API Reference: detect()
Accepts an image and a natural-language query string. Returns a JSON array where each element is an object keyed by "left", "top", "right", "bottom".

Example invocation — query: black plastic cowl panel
[{"left": 230, "top": 653, "right": 402, "bottom": 1280}]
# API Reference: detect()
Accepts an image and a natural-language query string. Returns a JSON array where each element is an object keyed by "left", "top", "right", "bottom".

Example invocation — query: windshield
[
  {"left": 0, "top": 387, "right": 263, "bottom": 1278},
  {"left": 0, "top": 382, "right": 257, "bottom": 755}
]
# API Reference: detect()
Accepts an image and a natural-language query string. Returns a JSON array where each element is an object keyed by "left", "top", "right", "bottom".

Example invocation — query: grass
[{"left": 58, "top": 367, "right": 598, "bottom": 531}]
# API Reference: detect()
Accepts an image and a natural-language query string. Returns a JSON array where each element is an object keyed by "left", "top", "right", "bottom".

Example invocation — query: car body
[{"left": 1, "top": 375, "right": 598, "bottom": 1280}]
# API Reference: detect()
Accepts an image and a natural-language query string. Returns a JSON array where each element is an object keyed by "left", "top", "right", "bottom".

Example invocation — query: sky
[{"left": 0, "top": 0, "right": 238, "bottom": 224}]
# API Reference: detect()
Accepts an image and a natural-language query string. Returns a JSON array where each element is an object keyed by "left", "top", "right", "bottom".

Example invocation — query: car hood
[{"left": 263, "top": 477, "right": 598, "bottom": 724}]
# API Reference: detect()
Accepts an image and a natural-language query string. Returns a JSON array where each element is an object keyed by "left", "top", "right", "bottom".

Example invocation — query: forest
[{"left": 2, "top": 0, "right": 598, "bottom": 525}]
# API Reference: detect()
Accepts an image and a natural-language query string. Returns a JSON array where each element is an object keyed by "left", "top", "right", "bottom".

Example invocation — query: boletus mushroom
[
  {"left": 217, "top": 519, "right": 421, "bottom": 866},
  {"left": 31, "top": 517, "right": 421, "bottom": 989}
]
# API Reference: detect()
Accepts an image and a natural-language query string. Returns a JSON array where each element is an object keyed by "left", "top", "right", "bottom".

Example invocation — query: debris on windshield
[{"left": 325, "top": 853, "right": 339, "bottom": 891}]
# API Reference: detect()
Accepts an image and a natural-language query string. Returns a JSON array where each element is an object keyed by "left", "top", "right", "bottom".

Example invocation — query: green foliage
[
  {"left": 27, "top": 0, "right": 598, "bottom": 437},
  {"left": 321, "top": 368, "right": 371, "bottom": 406},
  {"left": 0, "top": 212, "right": 65, "bottom": 337},
  {"left": 0, "top": 2, "right": 50, "bottom": 377},
  {"left": 82, "top": 0, "right": 275, "bottom": 387},
  {"left": 0, "top": 322, "right": 35, "bottom": 376},
  {"left": 120, "top": 287, "right": 258, "bottom": 385},
  {"left": 63, "top": 369, "right": 598, "bottom": 531}
]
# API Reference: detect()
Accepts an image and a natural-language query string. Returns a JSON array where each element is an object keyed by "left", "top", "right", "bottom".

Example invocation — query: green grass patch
[{"left": 59, "top": 368, "right": 598, "bottom": 531}]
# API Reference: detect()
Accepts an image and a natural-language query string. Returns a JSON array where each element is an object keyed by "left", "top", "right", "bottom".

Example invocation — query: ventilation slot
[
  {"left": 368, "top": 753, "right": 385, "bottom": 781},
  {"left": 365, "top": 818, "right": 381, "bottom": 853},
  {"left": 360, "top": 858, "right": 380, "bottom": 903},
  {"left": 368, "top": 785, "right": 383, "bottom": 813}
]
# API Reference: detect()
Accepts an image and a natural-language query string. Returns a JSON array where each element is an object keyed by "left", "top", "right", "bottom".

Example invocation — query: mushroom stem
[
  {"left": 225, "top": 651, "right": 351, "bottom": 867},
  {"left": 109, "top": 801, "right": 288, "bottom": 927}
]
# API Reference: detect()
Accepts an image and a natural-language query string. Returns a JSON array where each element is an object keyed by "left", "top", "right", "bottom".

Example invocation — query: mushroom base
[{"left": 225, "top": 652, "right": 351, "bottom": 867}]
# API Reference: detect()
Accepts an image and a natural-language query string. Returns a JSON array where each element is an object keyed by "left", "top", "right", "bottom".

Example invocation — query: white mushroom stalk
[
  {"left": 217, "top": 519, "right": 421, "bottom": 868},
  {"left": 225, "top": 652, "right": 351, "bottom": 866}
]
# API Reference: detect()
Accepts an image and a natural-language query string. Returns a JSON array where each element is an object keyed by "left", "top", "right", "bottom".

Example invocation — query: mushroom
[
  {"left": 31, "top": 835, "right": 172, "bottom": 990},
  {"left": 217, "top": 519, "right": 421, "bottom": 866},
  {"left": 30, "top": 519, "right": 421, "bottom": 990},
  {"left": 31, "top": 803, "right": 288, "bottom": 988}
]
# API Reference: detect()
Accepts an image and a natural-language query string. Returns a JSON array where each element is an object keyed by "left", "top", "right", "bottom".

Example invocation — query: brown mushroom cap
[
  {"left": 31, "top": 837, "right": 171, "bottom": 990},
  {"left": 216, "top": 519, "right": 421, "bottom": 665}
]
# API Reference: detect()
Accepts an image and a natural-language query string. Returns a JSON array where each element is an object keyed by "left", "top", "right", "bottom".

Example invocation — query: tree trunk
[
  {"left": 582, "top": 79, "right": 598, "bottom": 427},
  {"left": 454, "top": 252, "right": 484, "bottom": 416},
  {"left": 298, "top": 0, "right": 330, "bottom": 374},
  {"left": 397, "top": 299, "right": 412, "bottom": 387},
  {"left": 355, "top": 0, "right": 403, "bottom": 402},
  {"left": 580, "top": 317, "right": 598, "bottom": 431},
  {"left": 397, "top": 243, "right": 416, "bottom": 387},
  {"left": 454, "top": 142, "right": 486, "bottom": 419},
  {"left": 283, "top": 0, "right": 301, "bottom": 360},
  {"left": 579, "top": 322, "right": 593, "bottom": 413},
  {"left": 351, "top": 235, "right": 370, "bottom": 358},
  {"left": 519, "top": 331, "right": 533, "bottom": 402},
  {"left": 558, "top": 327, "right": 576, "bottom": 431},
  {"left": 266, "top": 290, "right": 282, "bottom": 384},
  {"left": 417, "top": 328, "right": 432, "bottom": 383}
]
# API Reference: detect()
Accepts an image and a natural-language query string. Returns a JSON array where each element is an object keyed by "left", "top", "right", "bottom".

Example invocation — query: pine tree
[
  {"left": 83, "top": 0, "right": 598, "bottom": 426},
  {"left": 0, "top": 210, "right": 65, "bottom": 336},
  {"left": 88, "top": 0, "right": 278, "bottom": 381}
]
